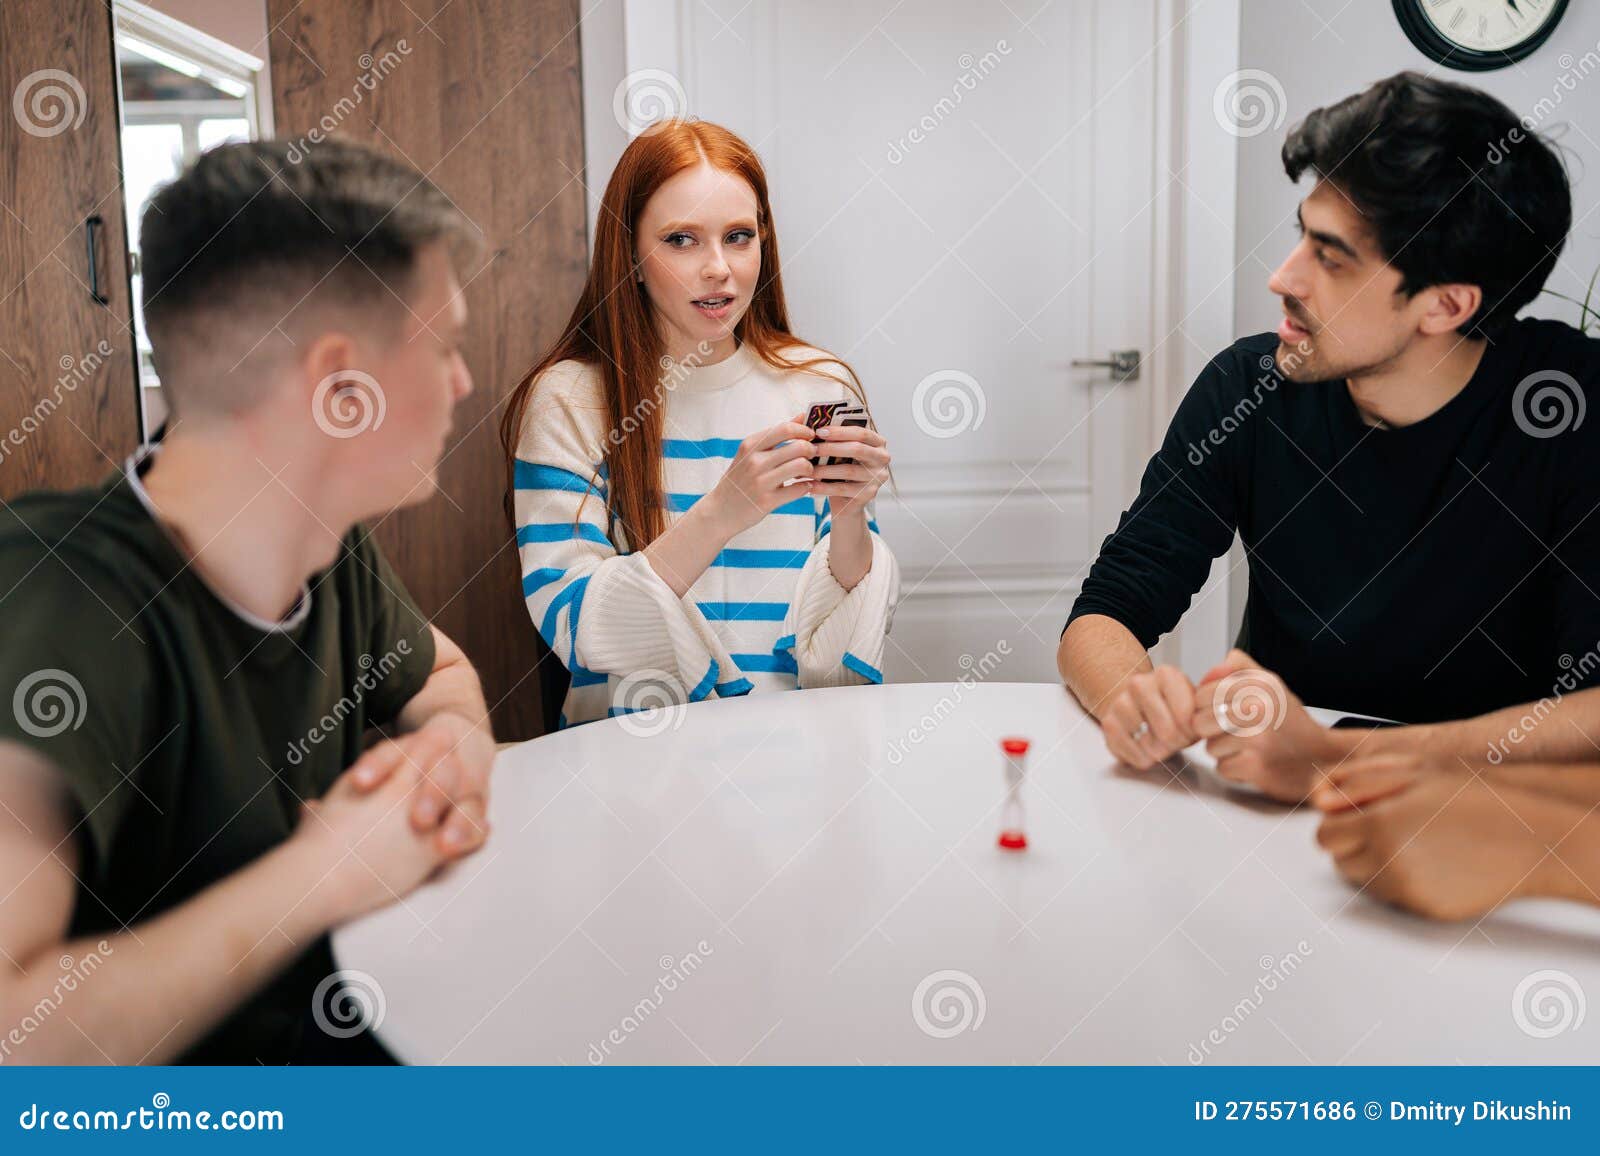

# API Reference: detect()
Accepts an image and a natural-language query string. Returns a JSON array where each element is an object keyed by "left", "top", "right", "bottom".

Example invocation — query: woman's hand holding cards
[
  {"left": 804, "top": 403, "right": 889, "bottom": 592},
  {"left": 811, "top": 416, "right": 891, "bottom": 521}
]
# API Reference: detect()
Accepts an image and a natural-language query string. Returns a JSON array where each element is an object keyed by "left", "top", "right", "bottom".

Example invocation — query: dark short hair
[
  {"left": 1282, "top": 71, "right": 1570, "bottom": 337},
  {"left": 140, "top": 139, "right": 475, "bottom": 407}
]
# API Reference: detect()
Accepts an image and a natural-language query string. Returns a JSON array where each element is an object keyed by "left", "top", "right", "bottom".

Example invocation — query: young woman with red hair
[{"left": 502, "top": 120, "right": 898, "bottom": 727}]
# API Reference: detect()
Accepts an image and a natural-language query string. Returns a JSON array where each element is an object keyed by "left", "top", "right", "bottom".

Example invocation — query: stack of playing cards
[{"left": 804, "top": 400, "right": 869, "bottom": 468}]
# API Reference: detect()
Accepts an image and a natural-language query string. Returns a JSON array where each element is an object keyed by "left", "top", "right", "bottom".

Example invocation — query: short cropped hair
[
  {"left": 139, "top": 138, "right": 476, "bottom": 414},
  {"left": 1282, "top": 71, "right": 1570, "bottom": 337}
]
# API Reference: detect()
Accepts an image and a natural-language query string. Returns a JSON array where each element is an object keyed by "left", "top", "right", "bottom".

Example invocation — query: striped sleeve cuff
[
  {"left": 580, "top": 553, "right": 742, "bottom": 702},
  {"left": 786, "top": 530, "right": 899, "bottom": 689}
]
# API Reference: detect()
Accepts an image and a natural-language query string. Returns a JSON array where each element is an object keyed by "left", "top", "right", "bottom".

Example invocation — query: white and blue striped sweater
[{"left": 513, "top": 343, "right": 899, "bottom": 727}]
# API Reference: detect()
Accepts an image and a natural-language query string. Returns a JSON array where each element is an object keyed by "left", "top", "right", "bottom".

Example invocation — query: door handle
[
  {"left": 85, "top": 215, "right": 109, "bottom": 305},
  {"left": 1070, "top": 349, "right": 1140, "bottom": 381}
]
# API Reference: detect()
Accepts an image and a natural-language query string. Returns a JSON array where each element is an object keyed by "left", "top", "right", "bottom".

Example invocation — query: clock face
[
  {"left": 1422, "top": 0, "right": 1559, "bottom": 52},
  {"left": 1395, "top": 0, "right": 1569, "bottom": 69}
]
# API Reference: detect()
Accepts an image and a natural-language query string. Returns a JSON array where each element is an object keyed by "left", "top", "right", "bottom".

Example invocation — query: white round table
[{"left": 334, "top": 682, "right": 1599, "bottom": 1064}]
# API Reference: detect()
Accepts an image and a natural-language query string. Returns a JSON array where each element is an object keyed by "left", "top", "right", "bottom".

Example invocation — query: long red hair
[{"left": 500, "top": 119, "right": 865, "bottom": 549}]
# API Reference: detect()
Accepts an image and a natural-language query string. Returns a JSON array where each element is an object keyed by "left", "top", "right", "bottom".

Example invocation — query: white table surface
[{"left": 334, "top": 682, "right": 1600, "bottom": 1064}]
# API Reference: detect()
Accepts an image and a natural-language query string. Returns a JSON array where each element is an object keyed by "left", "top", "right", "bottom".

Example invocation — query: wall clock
[{"left": 1393, "top": 0, "right": 1570, "bottom": 71}]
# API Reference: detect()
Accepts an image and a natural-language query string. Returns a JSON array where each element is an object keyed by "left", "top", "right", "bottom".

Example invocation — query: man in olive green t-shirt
[{"left": 0, "top": 140, "right": 496, "bottom": 1064}]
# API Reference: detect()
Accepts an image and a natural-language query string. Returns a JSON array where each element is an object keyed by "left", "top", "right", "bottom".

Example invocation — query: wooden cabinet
[
  {"left": 267, "top": 0, "right": 589, "bottom": 739},
  {"left": 0, "top": 0, "right": 142, "bottom": 499}
]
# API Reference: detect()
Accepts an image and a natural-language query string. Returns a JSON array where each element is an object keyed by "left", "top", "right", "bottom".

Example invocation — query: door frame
[{"left": 1150, "top": 0, "right": 1241, "bottom": 677}]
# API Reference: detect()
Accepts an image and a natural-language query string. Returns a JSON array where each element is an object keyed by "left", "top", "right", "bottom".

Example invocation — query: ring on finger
[{"left": 1130, "top": 720, "right": 1151, "bottom": 742}]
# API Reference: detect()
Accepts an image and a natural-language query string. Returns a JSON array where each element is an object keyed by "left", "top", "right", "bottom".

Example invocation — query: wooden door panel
[
  {"left": 0, "top": 0, "right": 141, "bottom": 500},
  {"left": 267, "top": 0, "right": 589, "bottom": 739}
]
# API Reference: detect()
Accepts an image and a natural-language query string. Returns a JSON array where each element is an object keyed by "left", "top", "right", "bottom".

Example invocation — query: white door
[{"left": 581, "top": 0, "right": 1239, "bottom": 684}]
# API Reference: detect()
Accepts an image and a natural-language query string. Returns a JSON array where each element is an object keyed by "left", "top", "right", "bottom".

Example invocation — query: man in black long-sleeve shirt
[{"left": 1058, "top": 72, "right": 1600, "bottom": 790}]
